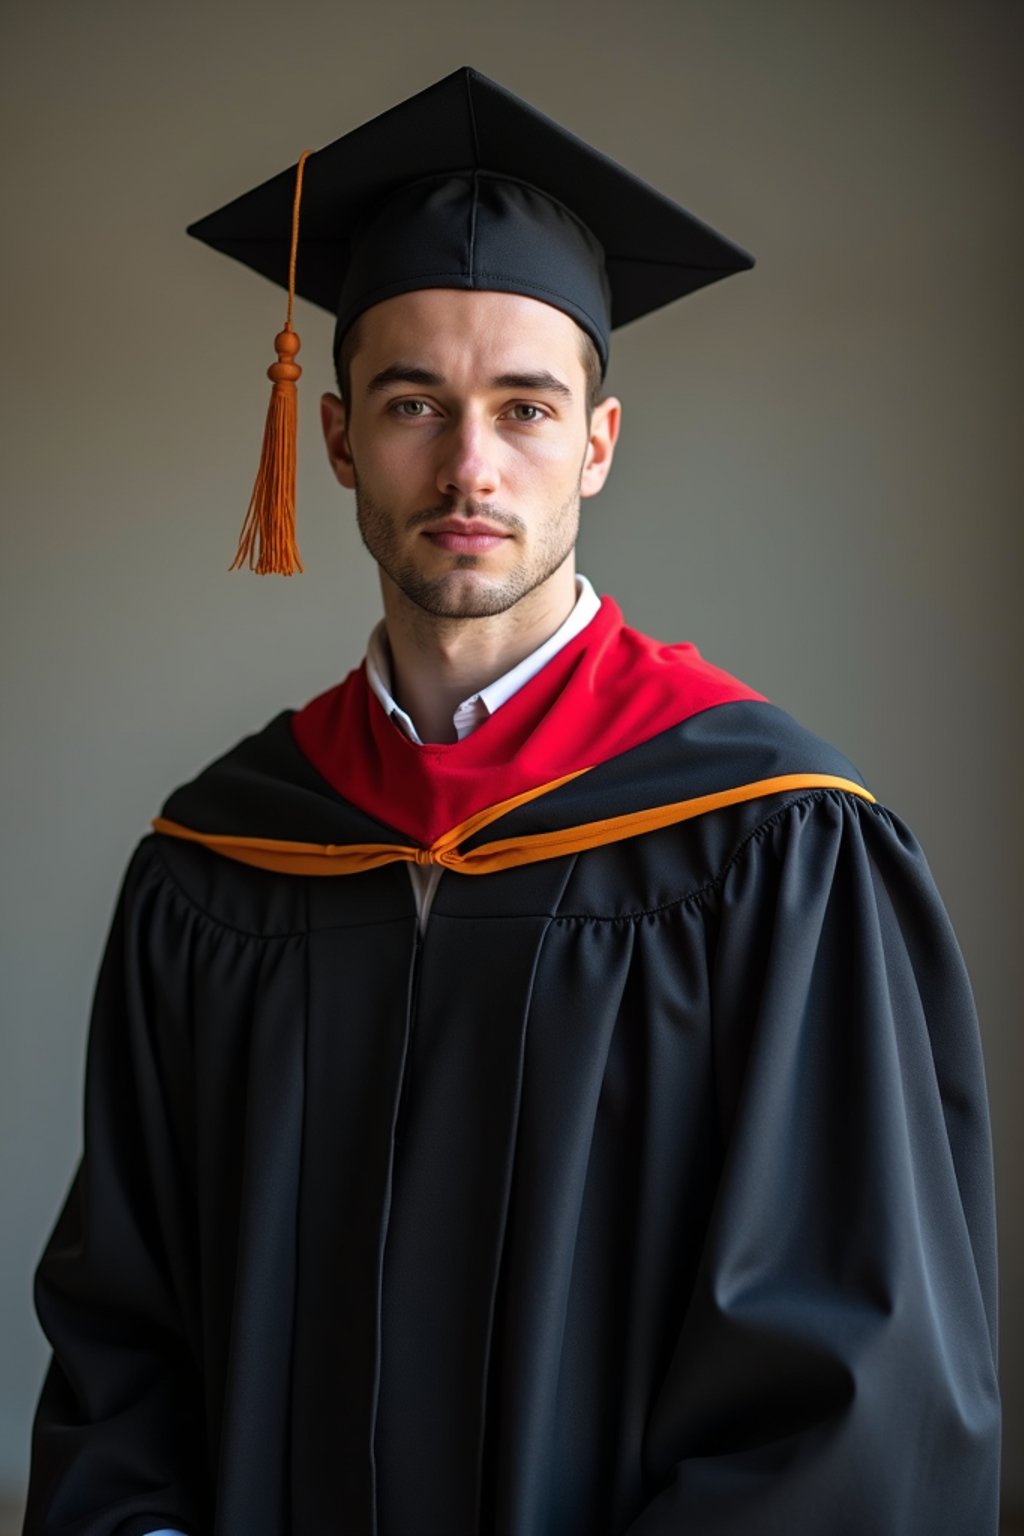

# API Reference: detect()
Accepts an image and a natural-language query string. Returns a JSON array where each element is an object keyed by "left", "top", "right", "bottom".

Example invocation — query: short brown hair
[{"left": 334, "top": 311, "right": 604, "bottom": 420}]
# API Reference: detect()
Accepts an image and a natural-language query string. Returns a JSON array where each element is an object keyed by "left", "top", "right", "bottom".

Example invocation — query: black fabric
[
  {"left": 186, "top": 65, "right": 754, "bottom": 371},
  {"left": 25, "top": 709, "right": 1000, "bottom": 1535}
]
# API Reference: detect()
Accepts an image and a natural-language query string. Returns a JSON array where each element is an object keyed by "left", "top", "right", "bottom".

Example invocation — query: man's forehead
[
  {"left": 363, "top": 287, "right": 580, "bottom": 340},
  {"left": 352, "top": 288, "right": 586, "bottom": 383}
]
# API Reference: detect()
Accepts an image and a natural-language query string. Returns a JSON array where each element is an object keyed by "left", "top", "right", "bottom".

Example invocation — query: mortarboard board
[{"left": 187, "top": 65, "right": 755, "bottom": 574}]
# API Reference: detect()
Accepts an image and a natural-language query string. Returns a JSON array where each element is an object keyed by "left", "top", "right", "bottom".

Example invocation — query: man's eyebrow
[
  {"left": 490, "top": 370, "right": 574, "bottom": 400},
  {"left": 365, "top": 364, "right": 574, "bottom": 400},
  {"left": 365, "top": 365, "right": 444, "bottom": 394}
]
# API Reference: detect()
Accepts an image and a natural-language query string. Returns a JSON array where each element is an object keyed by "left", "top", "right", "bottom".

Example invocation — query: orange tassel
[
  {"left": 230, "top": 328, "right": 303, "bottom": 573},
  {"left": 230, "top": 150, "right": 311, "bottom": 575}
]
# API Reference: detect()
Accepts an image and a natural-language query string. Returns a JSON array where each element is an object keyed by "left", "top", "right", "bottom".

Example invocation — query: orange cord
[
  {"left": 285, "top": 151, "right": 307, "bottom": 330},
  {"left": 152, "top": 772, "right": 876, "bottom": 878}
]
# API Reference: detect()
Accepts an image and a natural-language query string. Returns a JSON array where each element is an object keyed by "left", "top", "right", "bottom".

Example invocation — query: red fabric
[{"left": 290, "top": 595, "right": 766, "bottom": 846}]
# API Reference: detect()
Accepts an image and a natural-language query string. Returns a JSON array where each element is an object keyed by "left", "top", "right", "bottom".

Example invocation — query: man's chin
[
  {"left": 395, "top": 568, "right": 529, "bottom": 620},
  {"left": 404, "top": 586, "right": 523, "bottom": 621}
]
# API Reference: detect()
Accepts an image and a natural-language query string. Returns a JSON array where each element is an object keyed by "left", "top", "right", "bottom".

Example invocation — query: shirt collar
[{"left": 365, "top": 574, "right": 601, "bottom": 746}]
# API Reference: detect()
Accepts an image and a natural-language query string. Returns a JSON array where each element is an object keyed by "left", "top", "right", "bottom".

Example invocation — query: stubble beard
[{"left": 352, "top": 469, "right": 583, "bottom": 620}]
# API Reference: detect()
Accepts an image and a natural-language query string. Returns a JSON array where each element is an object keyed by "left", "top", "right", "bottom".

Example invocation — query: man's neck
[{"left": 380, "top": 564, "right": 579, "bottom": 744}]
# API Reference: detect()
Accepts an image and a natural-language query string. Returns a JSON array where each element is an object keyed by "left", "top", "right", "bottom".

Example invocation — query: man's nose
[{"left": 435, "top": 415, "right": 501, "bottom": 503}]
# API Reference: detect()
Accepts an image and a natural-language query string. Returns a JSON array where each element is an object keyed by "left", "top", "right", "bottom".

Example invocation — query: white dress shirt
[{"left": 365, "top": 573, "right": 601, "bottom": 930}]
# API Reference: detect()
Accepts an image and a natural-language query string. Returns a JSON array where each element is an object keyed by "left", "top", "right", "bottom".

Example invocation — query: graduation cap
[{"left": 187, "top": 65, "right": 755, "bottom": 574}]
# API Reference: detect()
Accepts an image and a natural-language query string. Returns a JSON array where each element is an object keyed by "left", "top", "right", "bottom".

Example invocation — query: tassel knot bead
[{"left": 268, "top": 329, "right": 302, "bottom": 384}]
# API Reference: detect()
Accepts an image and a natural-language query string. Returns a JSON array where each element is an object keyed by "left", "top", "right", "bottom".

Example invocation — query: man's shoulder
[
  {"left": 589, "top": 692, "right": 872, "bottom": 807},
  {"left": 600, "top": 603, "right": 871, "bottom": 797},
  {"left": 143, "top": 695, "right": 402, "bottom": 916},
  {"left": 125, "top": 707, "right": 314, "bottom": 932},
  {"left": 157, "top": 708, "right": 306, "bottom": 829}
]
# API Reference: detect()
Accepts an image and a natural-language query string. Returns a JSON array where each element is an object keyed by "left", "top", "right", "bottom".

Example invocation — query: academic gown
[{"left": 25, "top": 601, "right": 1000, "bottom": 1536}]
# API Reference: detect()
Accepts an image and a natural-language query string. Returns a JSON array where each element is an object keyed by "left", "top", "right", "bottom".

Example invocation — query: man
[{"left": 25, "top": 66, "right": 1000, "bottom": 1535}]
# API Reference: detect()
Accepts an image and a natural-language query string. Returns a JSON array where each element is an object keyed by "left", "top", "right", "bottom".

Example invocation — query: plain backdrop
[{"left": 2, "top": 0, "right": 1021, "bottom": 1522}]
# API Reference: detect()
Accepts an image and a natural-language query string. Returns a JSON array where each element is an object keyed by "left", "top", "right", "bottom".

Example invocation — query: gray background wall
[{"left": 2, "top": 0, "right": 1021, "bottom": 1524}]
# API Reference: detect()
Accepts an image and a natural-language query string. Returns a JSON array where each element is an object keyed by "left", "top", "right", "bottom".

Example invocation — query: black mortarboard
[
  {"left": 190, "top": 64, "right": 753, "bottom": 374},
  {"left": 187, "top": 66, "right": 754, "bottom": 573}
]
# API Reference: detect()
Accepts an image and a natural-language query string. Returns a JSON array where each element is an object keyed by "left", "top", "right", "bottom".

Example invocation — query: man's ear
[
  {"left": 580, "top": 396, "right": 622, "bottom": 499},
  {"left": 321, "top": 392, "right": 356, "bottom": 490}
]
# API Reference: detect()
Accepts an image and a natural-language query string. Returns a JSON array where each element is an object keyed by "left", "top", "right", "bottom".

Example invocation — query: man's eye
[
  {"left": 507, "top": 404, "right": 546, "bottom": 422},
  {"left": 391, "top": 400, "right": 432, "bottom": 417}
]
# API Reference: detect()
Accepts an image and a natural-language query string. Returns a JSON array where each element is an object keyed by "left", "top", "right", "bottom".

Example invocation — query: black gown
[{"left": 24, "top": 699, "right": 1000, "bottom": 1535}]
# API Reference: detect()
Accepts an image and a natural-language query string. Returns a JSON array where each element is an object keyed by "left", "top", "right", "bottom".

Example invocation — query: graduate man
[{"left": 25, "top": 67, "right": 1000, "bottom": 1536}]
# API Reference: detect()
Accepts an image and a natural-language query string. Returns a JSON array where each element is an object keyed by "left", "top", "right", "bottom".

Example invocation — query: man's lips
[{"left": 422, "top": 520, "right": 513, "bottom": 555}]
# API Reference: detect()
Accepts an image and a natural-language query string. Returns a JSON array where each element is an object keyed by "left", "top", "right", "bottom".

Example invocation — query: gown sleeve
[
  {"left": 623, "top": 790, "right": 1000, "bottom": 1536},
  {"left": 24, "top": 840, "right": 208, "bottom": 1536}
]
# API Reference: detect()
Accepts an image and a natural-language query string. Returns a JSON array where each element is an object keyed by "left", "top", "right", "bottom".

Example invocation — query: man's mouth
[{"left": 422, "top": 519, "right": 513, "bottom": 554}]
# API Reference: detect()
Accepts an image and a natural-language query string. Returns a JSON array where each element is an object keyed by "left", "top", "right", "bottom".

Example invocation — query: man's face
[{"left": 320, "top": 288, "right": 619, "bottom": 621}]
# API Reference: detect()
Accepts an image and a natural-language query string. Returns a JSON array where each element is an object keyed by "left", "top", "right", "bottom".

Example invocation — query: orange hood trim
[{"left": 152, "top": 770, "right": 875, "bottom": 879}]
